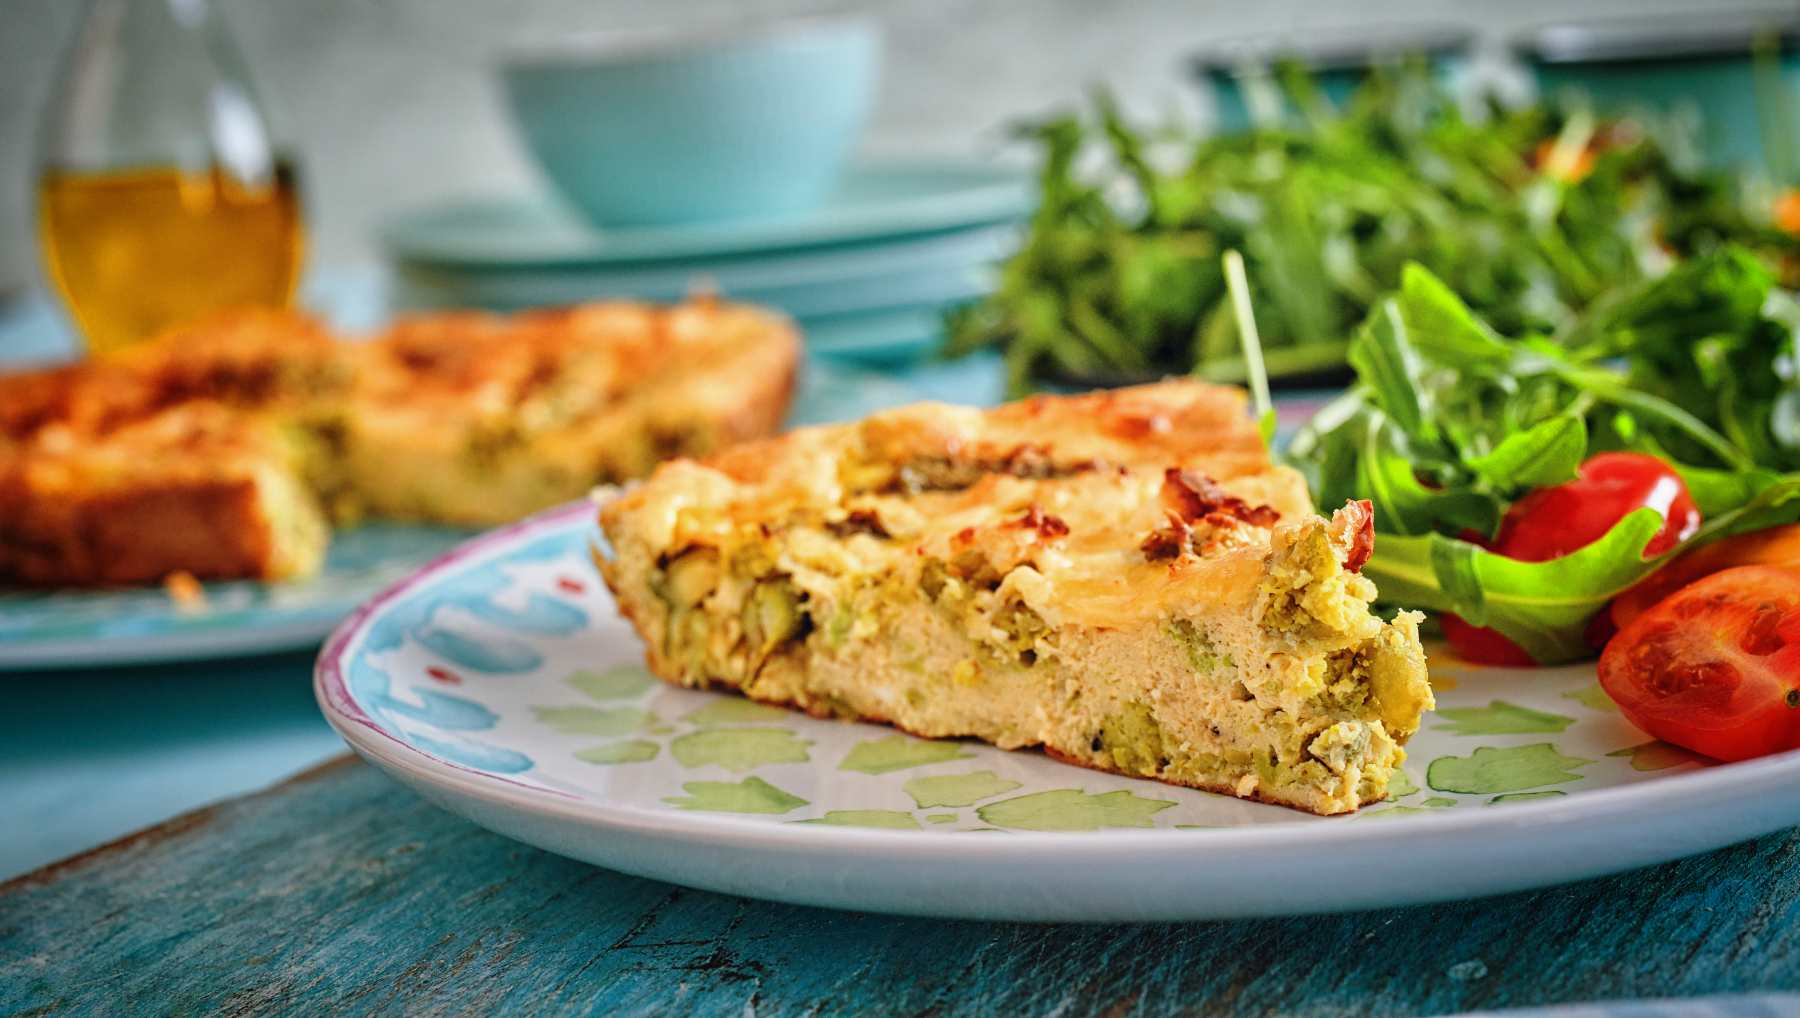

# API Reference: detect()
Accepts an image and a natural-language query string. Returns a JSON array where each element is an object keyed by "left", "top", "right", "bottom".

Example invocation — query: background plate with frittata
[
  {"left": 313, "top": 501, "right": 1800, "bottom": 921},
  {"left": 0, "top": 524, "right": 474, "bottom": 670}
]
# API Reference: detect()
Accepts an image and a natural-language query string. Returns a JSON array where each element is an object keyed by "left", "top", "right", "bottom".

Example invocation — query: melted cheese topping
[{"left": 603, "top": 380, "right": 1317, "bottom": 629}]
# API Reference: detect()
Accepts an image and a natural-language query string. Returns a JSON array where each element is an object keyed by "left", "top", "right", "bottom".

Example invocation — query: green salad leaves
[
  {"left": 1286, "top": 250, "right": 1800, "bottom": 662},
  {"left": 949, "top": 64, "right": 1794, "bottom": 395}
]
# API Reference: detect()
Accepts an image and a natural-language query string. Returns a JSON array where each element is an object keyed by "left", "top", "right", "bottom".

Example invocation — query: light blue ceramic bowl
[{"left": 501, "top": 18, "right": 879, "bottom": 227}]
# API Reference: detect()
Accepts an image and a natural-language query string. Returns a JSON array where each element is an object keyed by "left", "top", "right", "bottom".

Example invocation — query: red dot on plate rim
[
  {"left": 556, "top": 576, "right": 586, "bottom": 594},
  {"left": 425, "top": 666, "right": 461, "bottom": 685}
]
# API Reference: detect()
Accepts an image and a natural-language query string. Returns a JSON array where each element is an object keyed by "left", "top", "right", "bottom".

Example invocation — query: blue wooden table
[{"left": 5, "top": 754, "right": 1800, "bottom": 1015}]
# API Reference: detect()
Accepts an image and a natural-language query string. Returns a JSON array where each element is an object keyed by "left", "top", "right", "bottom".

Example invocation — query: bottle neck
[{"left": 41, "top": 0, "right": 279, "bottom": 183}]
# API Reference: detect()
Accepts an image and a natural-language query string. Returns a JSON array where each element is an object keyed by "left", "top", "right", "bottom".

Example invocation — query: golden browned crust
[
  {"left": 690, "top": 380, "right": 1271, "bottom": 491},
  {"left": 1, "top": 478, "right": 290, "bottom": 587},
  {"left": 1035, "top": 743, "right": 1369, "bottom": 813},
  {"left": 0, "top": 309, "right": 345, "bottom": 445},
  {"left": 1, "top": 298, "right": 799, "bottom": 587},
  {"left": 0, "top": 404, "right": 326, "bottom": 586}
]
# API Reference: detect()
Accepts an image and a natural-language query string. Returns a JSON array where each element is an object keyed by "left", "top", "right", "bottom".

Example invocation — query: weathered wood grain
[{"left": 3, "top": 755, "right": 1797, "bottom": 1017}]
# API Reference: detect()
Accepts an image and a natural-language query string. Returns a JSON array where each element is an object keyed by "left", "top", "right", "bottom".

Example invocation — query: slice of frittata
[
  {"left": 340, "top": 298, "right": 799, "bottom": 526},
  {"left": 596, "top": 381, "right": 1432, "bottom": 814}
]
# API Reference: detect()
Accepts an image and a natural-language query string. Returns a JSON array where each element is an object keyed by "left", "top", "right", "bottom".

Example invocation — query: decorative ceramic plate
[
  {"left": 315, "top": 502, "right": 1800, "bottom": 921},
  {"left": 0, "top": 524, "right": 472, "bottom": 671},
  {"left": 389, "top": 222, "right": 1011, "bottom": 318},
  {"left": 380, "top": 161, "right": 1032, "bottom": 267}
]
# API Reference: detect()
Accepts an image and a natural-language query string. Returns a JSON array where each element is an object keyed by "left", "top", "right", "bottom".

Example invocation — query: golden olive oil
[{"left": 37, "top": 162, "right": 305, "bottom": 355}]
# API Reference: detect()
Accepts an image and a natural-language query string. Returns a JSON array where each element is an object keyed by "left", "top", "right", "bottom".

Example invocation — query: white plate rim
[{"left": 314, "top": 500, "right": 1800, "bottom": 918}]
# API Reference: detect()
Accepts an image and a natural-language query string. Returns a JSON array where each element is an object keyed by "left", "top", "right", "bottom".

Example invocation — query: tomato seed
[
  {"left": 1741, "top": 603, "right": 1789, "bottom": 656},
  {"left": 1672, "top": 598, "right": 1707, "bottom": 620},
  {"left": 1630, "top": 626, "right": 1680, "bottom": 670},
  {"left": 1646, "top": 658, "right": 1740, "bottom": 698}
]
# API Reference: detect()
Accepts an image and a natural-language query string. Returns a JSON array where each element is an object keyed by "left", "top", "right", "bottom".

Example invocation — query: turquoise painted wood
[{"left": 5, "top": 756, "right": 1800, "bottom": 1015}]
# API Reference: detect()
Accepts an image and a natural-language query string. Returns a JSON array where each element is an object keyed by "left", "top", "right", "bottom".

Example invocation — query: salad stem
[{"left": 1222, "top": 249, "right": 1277, "bottom": 444}]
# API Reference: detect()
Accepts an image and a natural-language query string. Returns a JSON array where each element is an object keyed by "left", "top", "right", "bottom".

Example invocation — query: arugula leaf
[
  {"left": 1435, "top": 701, "right": 1575, "bottom": 735},
  {"left": 1685, "top": 474, "right": 1800, "bottom": 545},
  {"left": 1394, "top": 261, "right": 1514, "bottom": 367},
  {"left": 1365, "top": 509, "right": 1664, "bottom": 663},
  {"left": 1674, "top": 464, "right": 1791, "bottom": 517},
  {"left": 1465, "top": 414, "right": 1586, "bottom": 489},
  {"left": 1347, "top": 300, "right": 1436, "bottom": 442}
]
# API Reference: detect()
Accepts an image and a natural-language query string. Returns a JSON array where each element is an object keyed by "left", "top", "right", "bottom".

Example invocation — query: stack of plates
[{"left": 380, "top": 161, "right": 1033, "bottom": 363}]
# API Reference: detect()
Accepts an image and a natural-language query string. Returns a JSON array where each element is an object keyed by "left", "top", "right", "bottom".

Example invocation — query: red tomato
[
  {"left": 1611, "top": 524, "right": 1800, "bottom": 631},
  {"left": 1497, "top": 453, "right": 1700, "bottom": 561},
  {"left": 1599, "top": 565, "right": 1800, "bottom": 762},
  {"left": 1440, "top": 613, "right": 1539, "bottom": 667},
  {"left": 1444, "top": 453, "right": 1701, "bottom": 666}
]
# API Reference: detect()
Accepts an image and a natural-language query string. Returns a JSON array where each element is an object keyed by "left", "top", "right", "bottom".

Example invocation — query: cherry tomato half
[
  {"left": 1599, "top": 565, "right": 1800, "bottom": 762},
  {"left": 1444, "top": 452, "right": 1701, "bottom": 666},
  {"left": 1440, "top": 610, "right": 1539, "bottom": 667},
  {"left": 1611, "top": 523, "right": 1800, "bottom": 631}
]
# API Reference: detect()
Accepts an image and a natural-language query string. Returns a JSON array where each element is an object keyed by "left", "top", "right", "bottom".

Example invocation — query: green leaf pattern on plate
[
  {"left": 683, "top": 699, "right": 793, "bottom": 725},
  {"left": 532, "top": 705, "right": 662, "bottom": 736},
  {"left": 1608, "top": 741, "right": 1708, "bottom": 772},
  {"left": 1428, "top": 744, "right": 1594, "bottom": 795},
  {"left": 839, "top": 735, "right": 974, "bottom": 774},
  {"left": 1384, "top": 769, "right": 1419, "bottom": 800},
  {"left": 976, "top": 789, "right": 1175, "bottom": 831},
  {"left": 1561, "top": 682, "right": 1619, "bottom": 713},
  {"left": 665, "top": 777, "right": 808, "bottom": 814},
  {"left": 1490, "top": 790, "right": 1567, "bottom": 804},
  {"left": 903, "top": 771, "right": 1023, "bottom": 808},
  {"left": 1361, "top": 795, "right": 1453, "bottom": 819},
  {"left": 566, "top": 665, "right": 656, "bottom": 701},
  {"left": 1434, "top": 701, "right": 1575, "bottom": 735},
  {"left": 671, "top": 729, "right": 812, "bottom": 773},
  {"left": 506, "top": 630, "right": 1711, "bottom": 829},
  {"left": 574, "top": 740, "right": 659, "bottom": 765}
]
